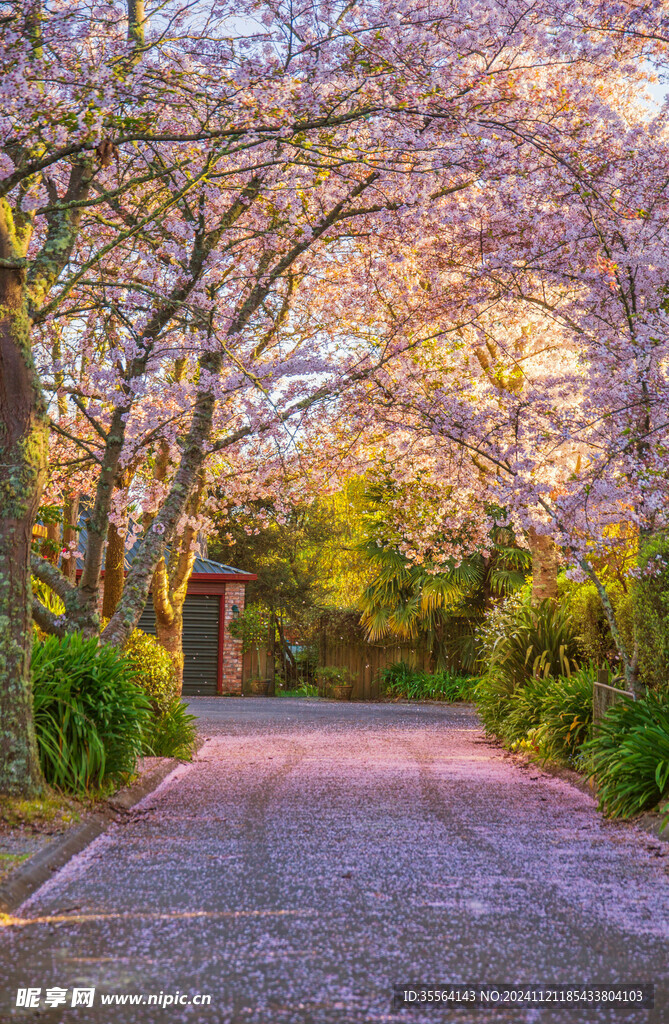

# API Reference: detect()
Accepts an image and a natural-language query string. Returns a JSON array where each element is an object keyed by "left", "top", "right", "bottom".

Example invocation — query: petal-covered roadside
[{"left": 2, "top": 699, "right": 668, "bottom": 1024}]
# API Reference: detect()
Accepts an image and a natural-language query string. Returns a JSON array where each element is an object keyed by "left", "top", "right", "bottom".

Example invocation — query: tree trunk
[
  {"left": 0, "top": 261, "right": 48, "bottom": 796},
  {"left": 528, "top": 527, "right": 559, "bottom": 604},
  {"left": 152, "top": 557, "right": 189, "bottom": 694},
  {"left": 44, "top": 521, "right": 60, "bottom": 564},
  {"left": 102, "top": 520, "right": 126, "bottom": 619},
  {"left": 61, "top": 491, "right": 80, "bottom": 584},
  {"left": 154, "top": 606, "right": 185, "bottom": 692}
]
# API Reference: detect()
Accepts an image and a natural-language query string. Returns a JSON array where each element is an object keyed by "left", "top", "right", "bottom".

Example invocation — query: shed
[{"left": 75, "top": 525, "right": 256, "bottom": 696}]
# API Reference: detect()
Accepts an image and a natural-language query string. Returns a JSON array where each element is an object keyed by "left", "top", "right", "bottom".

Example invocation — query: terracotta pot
[
  {"left": 248, "top": 679, "right": 270, "bottom": 696},
  {"left": 331, "top": 683, "right": 354, "bottom": 701}
]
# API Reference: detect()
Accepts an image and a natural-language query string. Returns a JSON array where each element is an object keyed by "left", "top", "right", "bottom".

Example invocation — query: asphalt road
[{"left": 2, "top": 698, "right": 669, "bottom": 1024}]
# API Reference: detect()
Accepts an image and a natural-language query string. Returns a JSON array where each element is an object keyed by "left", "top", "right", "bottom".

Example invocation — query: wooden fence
[
  {"left": 320, "top": 642, "right": 433, "bottom": 700},
  {"left": 241, "top": 617, "right": 469, "bottom": 699},
  {"left": 242, "top": 642, "right": 433, "bottom": 699},
  {"left": 593, "top": 669, "right": 633, "bottom": 732}
]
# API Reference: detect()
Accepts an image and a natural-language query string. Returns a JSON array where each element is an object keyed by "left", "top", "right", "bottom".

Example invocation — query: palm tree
[{"left": 358, "top": 526, "right": 530, "bottom": 669}]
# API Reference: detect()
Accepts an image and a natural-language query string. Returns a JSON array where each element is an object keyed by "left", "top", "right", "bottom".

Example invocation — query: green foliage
[
  {"left": 315, "top": 665, "right": 353, "bottom": 685},
  {"left": 32, "top": 633, "right": 151, "bottom": 793},
  {"left": 381, "top": 661, "right": 477, "bottom": 702},
  {"left": 484, "top": 597, "right": 582, "bottom": 686},
  {"left": 499, "top": 676, "right": 553, "bottom": 744},
  {"left": 122, "top": 628, "right": 178, "bottom": 715},
  {"left": 533, "top": 667, "right": 594, "bottom": 764},
  {"left": 557, "top": 533, "right": 669, "bottom": 692},
  {"left": 358, "top": 505, "right": 530, "bottom": 672},
  {"left": 473, "top": 673, "right": 517, "bottom": 736},
  {"left": 142, "top": 700, "right": 198, "bottom": 760},
  {"left": 632, "top": 533, "right": 669, "bottom": 692},
  {"left": 475, "top": 664, "right": 595, "bottom": 766},
  {"left": 559, "top": 576, "right": 619, "bottom": 664},
  {"left": 359, "top": 542, "right": 482, "bottom": 641},
  {"left": 209, "top": 485, "right": 370, "bottom": 623},
  {"left": 280, "top": 683, "right": 319, "bottom": 697},
  {"left": 227, "top": 605, "right": 270, "bottom": 652},
  {"left": 584, "top": 692, "right": 669, "bottom": 821}
]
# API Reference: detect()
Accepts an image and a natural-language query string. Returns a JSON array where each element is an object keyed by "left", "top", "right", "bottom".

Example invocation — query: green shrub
[
  {"left": 559, "top": 577, "right": 618, "bottom": 664},
  {"left": 475, "top": 589, "right": 529, "bottom": 671},
  {"left": 382, "top": 661, "right": 477, "bottom": 702},
  {"left": 584, "top": 692, "right": 669, "bottom": 821},
  {"left": 486, "top": 598, "right": 582, "bottom": 687},
  {"left": 473, "top": 673, "right": 516, "bottom": 735},
  {"left": 536, "top": 667, "right": 593, "bottom": 764},
  {"left": 122, "top": 628, "right": 178, "bottom": 714},
  {"left": 315, "top": 665, "right": 353, "bottom": 686},
  {"left": 142, "top": 699, "right": 198, "bottom": 759},
  {"left": 32, "top": 633, "right": 151, "bottom": 793},
  {"left": 632, "top": 533, "right": 669, "bottom": 692},
  {"left": 499, "top": 676, "right": 552, "bottom": 744},
  {"left": 510, "top": 667, "right": 594, "bottom": 766},
  {"left": 476, "top": 664, "right": 595, "bottom": 768},
  {"left": 228, "top": 605, "right": 271, "bottom": 679}
]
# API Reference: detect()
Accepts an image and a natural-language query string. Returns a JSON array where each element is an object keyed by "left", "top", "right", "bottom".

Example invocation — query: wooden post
[{"left": 593, "top": 667, "right": 634, "bottom": 734}]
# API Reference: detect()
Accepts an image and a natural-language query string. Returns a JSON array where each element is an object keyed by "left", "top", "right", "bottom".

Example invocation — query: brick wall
[{"left": 221, "top": 583, "right": 245, "bottom": 694}]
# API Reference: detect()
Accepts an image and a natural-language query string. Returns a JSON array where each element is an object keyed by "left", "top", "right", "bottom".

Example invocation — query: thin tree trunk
[
  {"left": 61, "top": 491, "right": 80, "bottom": 584},
  {"left": 102, "top": 520, "right": 126, "bottom": 619},
  {"left": 528, "top": 527, "right": 559, "bottom": 604},
  {"left": 44, "top": 521, "right": 60, "bottom": 564},
  {"left": 0, "top": 259, "right": 48, "bottom": 796}
]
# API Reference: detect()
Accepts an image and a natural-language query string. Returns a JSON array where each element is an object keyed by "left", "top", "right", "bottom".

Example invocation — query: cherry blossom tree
[
  {"left": 5, "top": 0, "right": 668, "bottom": 795},
  {"left": 1, "top": 0, "right": 421, "bottom": 794}
]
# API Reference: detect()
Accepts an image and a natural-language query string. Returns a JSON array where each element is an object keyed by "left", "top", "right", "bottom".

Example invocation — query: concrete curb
[{"left": 0, "top": 757, "right": 181, "bottom": 915}]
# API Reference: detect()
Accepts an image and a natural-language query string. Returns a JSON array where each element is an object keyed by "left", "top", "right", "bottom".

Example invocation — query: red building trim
[
  {"left": 217, "top": 594, "right": 226, "bottom": 694},
  {"left": 189, "top": 572, "right": 257, "bottom": 584},
  {"left": 87, "top": 569, "right": 256, "bottom": 598}
]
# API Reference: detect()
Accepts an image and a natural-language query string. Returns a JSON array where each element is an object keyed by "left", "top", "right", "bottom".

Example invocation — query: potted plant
[
  {"left": 248, "top": 678, "right": 270, "bottom": 695},
  {"left": 315, "top": 665, "right": 354, "bottom": 700},
  {"left": 228, "top": 606, "right": 272, "bottom": 695}
]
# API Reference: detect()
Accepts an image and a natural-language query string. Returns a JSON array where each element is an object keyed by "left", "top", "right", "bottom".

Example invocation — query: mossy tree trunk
[
  {"left": 0, "top": 139, "right": 92, "bottom": 794},
  {"left": 151, "top": 452, "right": 204, "bottom": 692},
  {"left": 101, "top": 469, "right": 135, "bottom": 619},
  {"left": 0, "top": 259, "right": 48, "bottom": 796}
]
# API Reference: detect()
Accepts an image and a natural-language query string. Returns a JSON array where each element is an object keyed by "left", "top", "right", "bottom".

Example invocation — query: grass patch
[
  {"left": 279, "top": 683, "right": 319, "bottom": 698},
  {"left": 0, "top": 793, "right": 82, "bottom": 831},
  {"left": 0, "top": 852, "right": 31, "bottom": 882}
]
